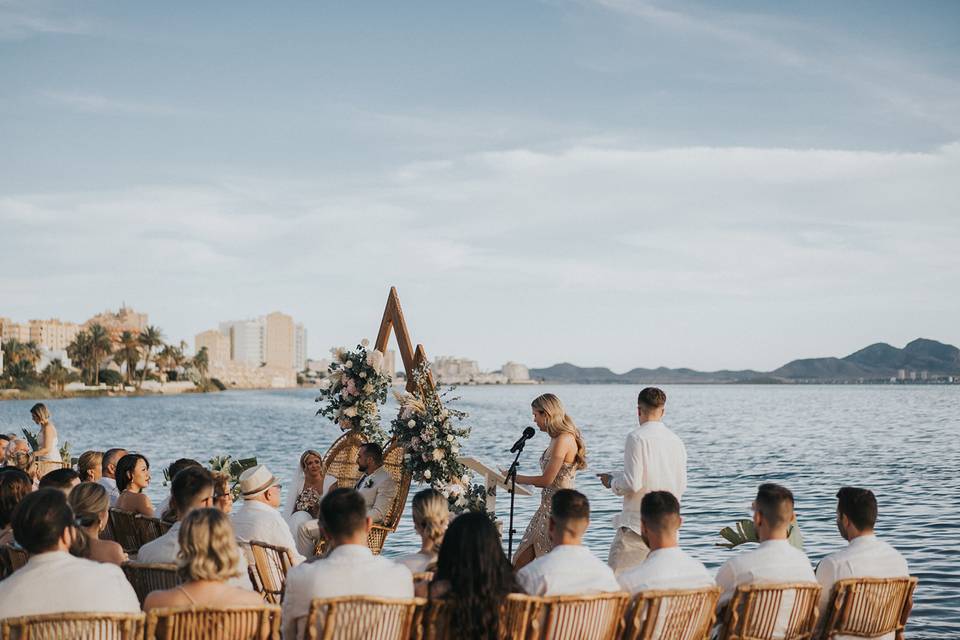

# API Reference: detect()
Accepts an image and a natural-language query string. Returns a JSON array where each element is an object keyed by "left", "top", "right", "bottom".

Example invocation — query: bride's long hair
[
  {"left": 299, "top": 449, "right": 326, "bottom": 481},
  {"left": 531, "top": 393, "right": 587, "bottom": 470}
]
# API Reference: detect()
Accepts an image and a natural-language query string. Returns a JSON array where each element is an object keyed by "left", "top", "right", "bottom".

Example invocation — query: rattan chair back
[
  {"left": 622, "top": 586, "right": 721, "bottom": 640},
  {"left": 137, "top": 516, "right": 172, "bottom": 548},
  {"left": 301, "top": 596, "right": 425, "bottom": 640},
  {"left": 818, "top": 576, "right": 917, "bottom": 640},
  {"left": 0, "top": 544, "right": 28, "bottom": 580},
  {"left": 423, "top": 596, "right": 530, "bottom": 640},
  {"left": 322, "top": 431, "right": 367, "bottom": 491},
  {"left": 0, "top": 611, "right": 144, "bottom": 640},
  {"left": 109, "top": 508, "right": 142, "bottom": 554},
  {"left": 122, "top": 562, "right": 181, "bottom": 606},
  {"left": 248, "top": 540, "right": 293, "bottom": 604},
  {"left": 145, "top": 605, "right": 282, "bottom": 640},
  {"left": 720, "top": 582, "right": 821, "bottom": 640}
]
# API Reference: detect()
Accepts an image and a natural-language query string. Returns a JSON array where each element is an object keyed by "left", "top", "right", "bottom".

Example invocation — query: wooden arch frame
[{"left": 375, "top": 286, "right": 435, "bottom": 394}]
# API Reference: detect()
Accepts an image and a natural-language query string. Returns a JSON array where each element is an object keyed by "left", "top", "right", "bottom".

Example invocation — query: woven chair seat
[
  {"left": 719, "top": 582, "right": 821, "bottom": 640},
  {"left": 121, "top": 562, "right": 181, "bottom": 607},
  {"left": 623, "top": 586, "right": 721, "bottom": 640},
  {"left": 301, "top": 596, "right": 426, "bottom": 640},
  {"left": 144, "top": 605, "right": 282, "bottom": 640},
  {"left": 817, "top": 576, "right": 918, "bottom": 640},
  {"left": 0, "top": 611, "right": 144, "bottom": 640}
]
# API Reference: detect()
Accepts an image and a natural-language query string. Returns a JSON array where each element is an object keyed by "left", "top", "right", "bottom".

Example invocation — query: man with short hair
[
  {"left": 98, "top": 448, "right": 127, "bottom": 506},
  {"left": 156, "top": 458, "right": 203, "bottom": 521},
  {"left": 599, "top": 387, "right": 688, "bottom": 574},
  {"left": 355, "top": 443, "right": 398, "bottom": 524},
  {"left": 715, "top": 484, "right": 816, "bottom": 636},
  {"left": 231, "top": 464, "right": 304, "bottom": 564},
  {"left": 38, "top": 468, "right": 81, "bottom": 495},
  {"left": 617, "top": 491, "right": 713, "bottom": 593},
  {"left": 815, "top": 487, "right": 909, "bottom": 640},
  {"left": 281, "top": 488, "right": 413, "bottom": 639},
  {"left": 0, "top": 488, "right": 140, "bottom": 617},
  {"left": 516, "top": 489, "right": 620, "bottom": 596}
]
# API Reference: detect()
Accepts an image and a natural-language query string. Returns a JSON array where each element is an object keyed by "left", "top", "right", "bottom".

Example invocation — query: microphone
[{"left": 510, "top": 427, "right": 536, "bottom": 453}]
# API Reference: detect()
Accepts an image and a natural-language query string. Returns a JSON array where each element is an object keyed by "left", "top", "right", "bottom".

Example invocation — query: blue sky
[{"left": 1, "top": 1, "right": 958, "bottom": 371}]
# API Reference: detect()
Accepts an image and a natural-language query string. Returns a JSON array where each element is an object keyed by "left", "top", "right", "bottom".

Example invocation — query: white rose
[
  {"left": 318, "top": 378, "right": 331, "bottom": 390},
  {"left": 461, "top": 474, "right": 470, "bottom": 484},
  {"left": 361, "top": 338, "right": 370, "bottom": 347},
  {"left": 366, "top": 349, "right": 384, "bottom": 372},
  {"left": 363, "top": 383, "right": 374, "bottom": 394},
  {"left": 407, "top": 420, "right": 416, "bottom": 428},
  {"left": 432, "top": 448, "right": 444, "bottom": 461},
  {"left": 345, "top": 361, "right": 354, "bottom": 369},
  {"left": 359, "top": 371, "right": 367, "bottom": 379},
  {"left": 424, "top": 469, "right": 431, "bottom": 479},
  {"left": 344, "top": 406, "right": 358, "bottom": 418},
  {"left": 446, "top": 434, "right": 454, "bottom": 442},
  {"left": 451, "top": 445, "right": 459, "bottom": 454}
]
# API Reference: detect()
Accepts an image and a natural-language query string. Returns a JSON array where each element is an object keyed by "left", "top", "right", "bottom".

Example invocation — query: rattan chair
[
  {"left": 144, "top": 605, "right": 282, "bottom": 640},
  {"left": 122, "top": 562, "right": 181, "bottom": 606},
  {"left": 622, "top": 586, "right": 721, "bottom": 640},
  {"left": 0, "top": 611, "right": 144, "bottom": 640},
  {"left": 248, "top": 540, "right": 294, "bottom": 604},
  {"left": 719, "top": 582, "right": 821, "bottom": 640},
  {"left": 0, "top": 544, "right": 28, "bottom": 580},
  {"left": 36, "top": 459, "right": 71, "bottom": 477},
  {"left": 367, "top": 438, "right": 412, "bottom": 555},
  {"left": 109, "top": 508, "right": 142, "bottom": 554},
  {"left": 300, "top": 596, "right": 425, "bottom": 640},
  {"left": 322, "top": 431, "right": 367, "bottom": 491},
  {"left": 422, "top": 596, "right": 527, "bottom": 640},
  {"left": 817, "top": 576, "right": 918, "bottom": 640},
  {"left": 137, "top": 516, "right": 172, "bottom": 548}
]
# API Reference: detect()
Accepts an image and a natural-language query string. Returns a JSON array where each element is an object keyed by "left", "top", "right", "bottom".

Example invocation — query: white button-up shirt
[
  {"left": 98, "top": 476, "right": 120, "bottom": 506},
  {"left": 281, "top": 544, "right": 413, "bottom": 640},
  {"left": 232, "top": 500, "right": 305, "bottom": 564},
  {"left": 815, "top": 534, "right": 908, "bottom": 640},
  {"left": 0, "top": 551, "right": 140, "bottom": 619},
  {"left": 517, "top": 544, "right": 621, "bottom": 596},
  {"left": 618, "top": 546, "right": 714, "bottom": 594},
  {"left": 137, "top": 521, "right": 253, "bottom": 591},
  {"left": 610, "top": 421, "right": 687, "bottom": 534}
]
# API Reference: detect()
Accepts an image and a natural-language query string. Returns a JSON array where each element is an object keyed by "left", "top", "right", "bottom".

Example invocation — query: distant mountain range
[{"left": 529, "top": 338, "right": 960, "bottom": 384}]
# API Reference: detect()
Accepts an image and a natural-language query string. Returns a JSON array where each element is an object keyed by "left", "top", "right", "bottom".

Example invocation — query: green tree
[
  {"left": 67, "top": 331, "right": 93, "bottom": 384},
  {"left": 193, "top": 346, "right": 210, "bottom": 381},
  {"left": 87, "top": 324, "right": 113, "bottom": 386},
  {"left": 114, "top": 331, "right": 141, "bottom": 386},
  {"left": 138, "top": 325, "right": 164, "bottom": 387},
  {"left": 41, "top": 358, "right": 70, "bottom": 393}
]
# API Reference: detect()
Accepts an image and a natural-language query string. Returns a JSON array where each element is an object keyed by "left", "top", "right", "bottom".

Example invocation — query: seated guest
[
  {"left": 282, "top": 488, "right": 413, "bottom": 640},
  {"left": 355, "top": 443, "right": 398, "bottom": 524},
  {"left": 158, "top": 458, "right": 203, "bottom": 523},
  {"left": 516, "top": 489, "right": 620, "bottom": 596},
  {"left": 715, "top": 483, "right": 815, "bottom": 632},
  {"left": 98, "top": 448, "right": 127, "bottom": 506},
  {"left": 0, "top": 489, "right": 139, "bottom": 617},
  {"left": 114, "top": 453, "right": 154, "bottom": 516},
  {"left": 212, "top": 471, "right": 234, "bottom": 514},
  {"left": 396, "top": 488, "right": 448, "bottom": 573},
  {"left": 618, "top": 491, "right": 713, "bottom": 593},
  {"left": 4, "top": 440, "right": 37, "bottom": 485},
  {"left": 429, "top": 511, "right": 519, "bottom": 640},
  {"left": 285, "top": 449, "right": 337, "bottom": 558},
  {"left": 0, "top": 434, "right": 12, "bottom": 460},
  {"left": 816, "top": 487, "right": 909, "bottom": 640},
  {"left": 77, "top": 450, "right": 103, "bottom": 483},
  {"left": 139, "top": 466, "right": 252, "bottom": 590},
  {"left": 144, "top": 508, "right": 263, "bottom": 611},
  {"left": 232, "top": 464, "right": 304, "bottom": 564},
  {"left": 38, "top": 468, "right": 81, "bottom": 495},
  {"left": 0, "top": 468, "right": 32, "bottom": 546},
  {"left": 68, "top": 482, "right": 126, "bottom": 565}
]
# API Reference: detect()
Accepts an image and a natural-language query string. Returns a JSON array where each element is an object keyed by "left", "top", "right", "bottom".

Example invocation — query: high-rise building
[
  {"left": 220, "top": 320, "right": 264, "bottom": 366},
  {"left": 28, "top": 319, "right": 82, "bottom": 351},
  {"left": 0, "top": 318, "right": 30, "bottom": 343},
  {"left": 217, "top": 311, "right": 303, "bottom": 370},
  {"left": 295, "top": 323, "right": 308, "bottom": 371},
  {"left": 195, "top": 330, "right": 231, "bottom": 368},
  {"left": 264, "top": 312, "right": 295, "bottom": 369}
]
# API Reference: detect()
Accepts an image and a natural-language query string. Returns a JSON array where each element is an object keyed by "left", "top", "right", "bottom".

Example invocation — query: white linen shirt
[
  {"left": 281, "top": 544, "right": 413, "bottom": 640},
  {"left": 98, "top": 476, "right": 120, "bottom": 506},
  {"left": 137, "top": 521, "right": 253, "bottom": 591},
  {"left": 610, "top": 421, "right": 687, "bottom": 534},
  {"left": 815, "top": 535, "right": 909, "bottom": 640},
  {"left": 0, "top": 551, "right": 140, "bottom": 619},
  {"left": 617, "top": 546, "right": 714, "bottom": 594},
  {"left": 232, "top": 500, "right": 305, "bottom": 564},
  {"left": 516, "top": 544, "right": 621, "bottom": 596}
]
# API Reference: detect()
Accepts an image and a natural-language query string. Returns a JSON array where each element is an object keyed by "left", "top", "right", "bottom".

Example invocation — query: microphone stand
[{"left": 506, "top": 440, "right": 527, "bottom": 562}]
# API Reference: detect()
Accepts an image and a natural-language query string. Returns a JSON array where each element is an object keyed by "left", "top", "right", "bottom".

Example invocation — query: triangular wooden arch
[{"left": 374, "top": 286, "right": 436, "bottom": 393}]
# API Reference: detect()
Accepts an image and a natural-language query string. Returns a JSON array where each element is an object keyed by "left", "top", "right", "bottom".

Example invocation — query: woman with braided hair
[{"left": 397, "top": 488, "right": 449, "bottom": 573}]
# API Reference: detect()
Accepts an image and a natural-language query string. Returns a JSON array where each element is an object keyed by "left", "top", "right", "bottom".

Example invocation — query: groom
[
  {"left": 599, "top": 387, "right": 687, "bottom": 574},
  {"left": 354, "top": 443, "right": 398, "bottom": 524}
]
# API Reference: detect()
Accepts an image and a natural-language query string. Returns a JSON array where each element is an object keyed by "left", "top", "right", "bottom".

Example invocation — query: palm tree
[
  {"left": 156, "top": 344, "right": 178, "bottom": 381},
  {"left": 41, "top": 358, "right": 70, "bottom": 393},
  {"left": 67, "top": 331, "right": 93, "bottom": 384},
  {"left": 193, "top": 346, "right": 210, "bottom": 382},
  {"left": 87, "top": 324, "right": 113, "bottom": 386},
  {"left": 138, "top": 325, "right": 164, "bottom": 387},
  {"left": 115, "top": 330, "right": 141, "bottom": 386}
]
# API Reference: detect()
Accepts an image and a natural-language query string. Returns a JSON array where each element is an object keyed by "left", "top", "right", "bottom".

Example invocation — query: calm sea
[{"left": 1, "top": 385, "right": 957, "bottom": 638}]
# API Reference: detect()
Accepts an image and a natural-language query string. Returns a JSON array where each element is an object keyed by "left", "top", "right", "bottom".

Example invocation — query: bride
[{"left": 284, "top": 449, "right": 338, "bottom": 558}]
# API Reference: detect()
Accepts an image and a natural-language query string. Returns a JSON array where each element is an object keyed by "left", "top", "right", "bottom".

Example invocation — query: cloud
[
  {"left": 40, "top": 91, "right": 194, "bottom": 117},
  {"left": 0, "top": 2, "right": 95, "bottom": 41}
]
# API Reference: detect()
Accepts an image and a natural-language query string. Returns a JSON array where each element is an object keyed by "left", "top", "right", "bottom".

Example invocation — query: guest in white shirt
[
  {"left": 231, "top": 464, "right": 305, "bottom": 565},
  {"left": 599, "top": 387, "right": 687, "bottom": 574},
  {"left": 715, "top": 484, "right": 816, "bottom": 637},
  {"left": 618, "top": 491, "right": 713, "bottom": 594},
  {"left": 97, "top": 448, "right": 127, "bottom": 507},
  {"left": 0, "top": 488, "right": 140, "bottom": 619},
  {"left": 354, "top": 443, "right": 398, "bottom": 524},
  {"left": 282, "top": 488, "right": 413, "bottom": 639},
  {"left": 396, "top": 488, "right": 449, "bottom": 573},
  {"left": 816, "top": 487, "right": 910, "bottom": 640},
  {"left": 517, "top": 489, "right": 620, "bottom": 596},
  {"left": 139, "top": 466, "right": 253, "bottom": 590}
]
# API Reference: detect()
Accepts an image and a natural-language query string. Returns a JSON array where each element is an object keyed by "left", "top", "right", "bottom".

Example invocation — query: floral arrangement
[
  {"left": 21, "top": 427, "right": 70, "bottom": 462},
  {"left": 208, "top": 455, "right": 259, "bottom": 501},
  {"left": 315, "top": 340, "right": 391, "bottom": 444},
  {"left": 390, "top": 362, "right": 491, "bottom": 515}
]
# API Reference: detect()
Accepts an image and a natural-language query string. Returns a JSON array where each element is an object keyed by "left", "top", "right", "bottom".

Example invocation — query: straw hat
[{"left": 238, "top": 464, "right": 280, "bottom": 498}]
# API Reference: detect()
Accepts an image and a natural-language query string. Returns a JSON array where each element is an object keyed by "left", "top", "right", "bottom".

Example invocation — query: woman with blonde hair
[
  {"left": 397, "top": 488, "right": 449, "bottom": 573},
  {"left": 511, "top": 393, "right": 587, "bottom": 569},
  {"left": 29, "top": 403, "right": 61, "bottom": 462},
  {"left": 211, "top": 471, "right": 234, "bottom": 514},
  {"left": 143, "top": 508, "right": 263, "bottom": 610},
  {"left": 284, "top": 449, "right": 337, "bottom": 557},
  {"left": 77, "top": 451, "right": 103, "bottom": 483},
  {"left": 68, "top": 482, "right": 126, "bottom": 565}
]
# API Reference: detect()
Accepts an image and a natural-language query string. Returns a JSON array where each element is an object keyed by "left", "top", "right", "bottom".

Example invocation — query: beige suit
[{"left": 356, "top": 467, "right": 397, "bottom": 524}]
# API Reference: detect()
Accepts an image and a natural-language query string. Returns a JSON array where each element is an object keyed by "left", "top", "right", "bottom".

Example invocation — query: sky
[{"left": 1, "top": 0, "right": 958, "bottom": 372}]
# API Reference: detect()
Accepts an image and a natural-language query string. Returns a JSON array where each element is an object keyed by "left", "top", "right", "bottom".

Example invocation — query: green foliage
[
  {"left": 21, "top": 428, "right": 39, "bottom": 451},
  {"left": 98, "top": 369, "right": 124, "bottom": 387},
  {"left": 208, "top": 455, "right": 259, "bottom": 500},
  {"left": 717, "top": 518, "right": 805, "bottom": 551}
]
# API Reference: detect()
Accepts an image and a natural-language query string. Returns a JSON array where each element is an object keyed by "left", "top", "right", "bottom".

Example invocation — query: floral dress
[
  {"left": 515, "top": 448, "right": 578, "bottom": 560},
  {"left": 294, "top": 486, "right": 323, "bottom": 519}
]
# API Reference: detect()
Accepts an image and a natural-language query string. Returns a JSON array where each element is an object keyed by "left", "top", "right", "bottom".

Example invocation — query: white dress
[{"left": 38, "top": 426, "right": 61, "bottom": 462}]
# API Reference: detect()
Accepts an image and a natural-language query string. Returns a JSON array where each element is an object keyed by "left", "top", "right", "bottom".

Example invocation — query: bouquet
[{"left": 315, "top": 340, "right": 391, "bottom": 444}]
